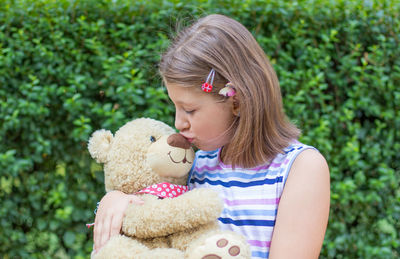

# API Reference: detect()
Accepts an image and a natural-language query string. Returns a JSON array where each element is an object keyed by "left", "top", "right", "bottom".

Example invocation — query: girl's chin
[{"left": 194, "top": 142, "right": 221, "bottom": 152}]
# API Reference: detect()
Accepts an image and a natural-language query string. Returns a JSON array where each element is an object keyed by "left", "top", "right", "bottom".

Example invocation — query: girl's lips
[{"left": 180, "top": 134, "right": 194, "bottom": 143}]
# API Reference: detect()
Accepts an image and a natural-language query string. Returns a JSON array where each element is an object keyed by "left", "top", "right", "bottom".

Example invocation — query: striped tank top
[{"left": 188, "top": 142, "right": 315, "bottom": 258}]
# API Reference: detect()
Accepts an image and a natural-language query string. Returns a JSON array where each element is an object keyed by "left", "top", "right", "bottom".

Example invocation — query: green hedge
[{"left": 0, "top": 0, "right": 399, "bottom": 258}]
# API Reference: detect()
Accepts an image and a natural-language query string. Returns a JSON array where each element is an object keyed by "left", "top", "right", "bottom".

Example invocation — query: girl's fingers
[
  {"left": 92, "top": 192, "right": 144, "bottom": 252},
  {"left": 99, "top": 213, "right": 112, "bottom": 249},
  {"left": 130, "top": 195, "right": 145, "bottom": 205},
  {"left": 93, "top": 206, "right": 107, "bottom": 251},
  {"left": 110, "top": 213, "right": 124, "bottom": 237},
  {"left": 93, "top": 208, "right": 101, "bottom": 250},
  {"left": 93, "top": 214, "right": 102, "bottom": 251}
]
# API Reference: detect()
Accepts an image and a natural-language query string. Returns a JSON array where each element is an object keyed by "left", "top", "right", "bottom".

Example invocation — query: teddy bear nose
[{"left": 167, "top": 134, "right": 191, "bottom": 149}]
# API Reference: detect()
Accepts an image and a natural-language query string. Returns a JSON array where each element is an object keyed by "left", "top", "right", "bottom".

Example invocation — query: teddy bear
[{"left": 88, "top": 118, "right": 251, "bottom": 259}]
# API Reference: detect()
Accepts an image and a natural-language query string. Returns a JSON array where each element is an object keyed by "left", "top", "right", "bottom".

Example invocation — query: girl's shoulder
[
  {"left": 273, "top": 141, "right": 317, "bottom": 167},
  {"left": 282, "top": 141, "right": 326, "bottom": 168},
  {"left": 282, "top": 140, "right": 316, "bottom": 155},
  {"left": 270, "top": 141, "right": 321, "bottom": 188},
  {"left": 281, "top": 141, "right": 329, "bottom": 190}
]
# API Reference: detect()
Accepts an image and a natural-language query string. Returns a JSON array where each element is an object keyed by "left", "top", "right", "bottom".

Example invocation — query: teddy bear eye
[{"left": 150, "top": 136, "right": 156, "bottom": 142}]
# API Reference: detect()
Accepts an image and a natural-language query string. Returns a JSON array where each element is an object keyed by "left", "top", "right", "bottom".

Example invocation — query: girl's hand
[{"left": 93, "top": 190, "right": 144, "bottom": 252}]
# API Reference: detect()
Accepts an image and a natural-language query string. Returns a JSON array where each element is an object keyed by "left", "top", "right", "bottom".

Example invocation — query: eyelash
[
  {"left": 184, "top": 109, "right": 195, "bottom": 114},
  {"left": 175, "top": 105, "right": 195, "bottom": 115}
]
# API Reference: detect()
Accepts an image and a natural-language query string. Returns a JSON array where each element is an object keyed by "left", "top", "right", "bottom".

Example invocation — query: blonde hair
[{"left": 160, "top": 14, "right": 300, "bottom": 168}]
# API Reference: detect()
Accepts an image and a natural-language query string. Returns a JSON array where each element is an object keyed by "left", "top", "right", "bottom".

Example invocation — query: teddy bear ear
[{"left": 88, "top": 129, "right": 113, "bottom": 163}]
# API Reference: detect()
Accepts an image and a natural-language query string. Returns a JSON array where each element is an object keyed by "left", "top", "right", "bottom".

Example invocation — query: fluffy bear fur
[{"left": 88, "top": 118, "right": 250, "bottom": 259}]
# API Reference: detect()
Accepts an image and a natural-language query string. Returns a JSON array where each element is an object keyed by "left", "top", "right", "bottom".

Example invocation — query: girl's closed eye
[{"left": 184, "top": 109, "right": 195, "bottom": 114}]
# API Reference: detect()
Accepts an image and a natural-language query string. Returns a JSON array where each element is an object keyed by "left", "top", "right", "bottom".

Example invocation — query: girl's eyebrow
[{"left": 174, "top": 100, "right": 193, "bottom": 106}]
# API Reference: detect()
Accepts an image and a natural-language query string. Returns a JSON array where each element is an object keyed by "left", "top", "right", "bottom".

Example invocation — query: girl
[{"left": 93, "top": 14, "right": 330, "bottom": 258}]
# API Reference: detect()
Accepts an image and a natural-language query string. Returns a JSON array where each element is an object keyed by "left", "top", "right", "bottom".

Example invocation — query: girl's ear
[
  {"left": 88, "top": 129, "right": 114, "bottom": 163},
  {"left": 231, "top": 94, "right": 240, "bottom": 117}
]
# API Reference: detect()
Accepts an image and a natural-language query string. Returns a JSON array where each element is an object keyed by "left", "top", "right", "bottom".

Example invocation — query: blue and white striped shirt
[{"left": 188, "top": 141, "right": 315, "bottom": 258}]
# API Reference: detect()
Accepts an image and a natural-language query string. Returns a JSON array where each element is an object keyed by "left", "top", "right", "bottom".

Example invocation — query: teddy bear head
[{"left": 88, "top": 118, "right": 195, "bottom": 194}]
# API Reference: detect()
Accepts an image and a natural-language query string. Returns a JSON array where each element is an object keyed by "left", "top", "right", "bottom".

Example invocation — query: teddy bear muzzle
[{"left": 146, "top": 134, "right": 195, "bottom": 178}]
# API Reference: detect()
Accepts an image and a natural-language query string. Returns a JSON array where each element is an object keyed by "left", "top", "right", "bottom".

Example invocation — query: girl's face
[{"left": 166, "top": 83, "right": 236, "bottom": 151}]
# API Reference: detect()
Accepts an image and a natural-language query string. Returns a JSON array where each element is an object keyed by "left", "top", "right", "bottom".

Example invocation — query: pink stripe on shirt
[
  {"left": 195, "top": 159, "right": 289, "bottom": 172},
  {"left": 248, "top": 240, "right": 272, "bottom": 248},
  {"left": 252, "top": 159, "right": 290, "bottom": 171},
  {"left": 195, "top": 164, "right": 222, "bottom": 172}
]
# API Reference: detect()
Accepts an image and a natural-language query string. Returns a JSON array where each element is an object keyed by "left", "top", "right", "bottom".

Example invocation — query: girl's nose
[{"left": 175, "top": 110, "right": 189, "bottom": 131}]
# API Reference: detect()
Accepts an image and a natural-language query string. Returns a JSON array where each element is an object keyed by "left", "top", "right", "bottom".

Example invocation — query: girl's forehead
[{"left": 166, "top": 83, "right": 206, "bottom": 103}]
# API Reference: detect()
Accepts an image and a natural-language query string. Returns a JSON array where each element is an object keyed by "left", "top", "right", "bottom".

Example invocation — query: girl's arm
[
  {"left": 122, "top": 188, "right": 223, "bottom": 238},
  {"left": 269, "top": 149, "right": 330, "bottom": 259},
  {"left": 93, "top": 191, "right": 144, "bottom": 252}
]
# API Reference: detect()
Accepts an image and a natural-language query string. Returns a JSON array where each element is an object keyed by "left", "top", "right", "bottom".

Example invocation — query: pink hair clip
[
  {"left": 201, "top": 68, "right": 215, "bottom": 93},
  {"left": 219, "top": 82, "right": 236, "bottom": 97}
]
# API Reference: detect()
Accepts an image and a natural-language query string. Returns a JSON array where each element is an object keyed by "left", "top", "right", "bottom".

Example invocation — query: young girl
[{"left": 93, "top": 14, "right": 330, "bottom": 258}]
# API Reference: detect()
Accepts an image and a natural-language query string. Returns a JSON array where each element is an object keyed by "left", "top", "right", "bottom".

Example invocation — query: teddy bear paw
[
  {"left": 202, "top": 238, "right": 241, "bottom": 258},
  {"left": 188, "top": 232, "right": 251, "bottom": 259}
]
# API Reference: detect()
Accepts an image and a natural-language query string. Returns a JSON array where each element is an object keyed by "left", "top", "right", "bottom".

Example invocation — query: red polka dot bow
[{"left": 136, "top": 182, "right": 189, "bottom": 199}]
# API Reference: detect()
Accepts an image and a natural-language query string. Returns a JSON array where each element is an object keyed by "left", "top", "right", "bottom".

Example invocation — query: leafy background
[{"left": 0, "top": 0, "right": 399, "bottom": 258}]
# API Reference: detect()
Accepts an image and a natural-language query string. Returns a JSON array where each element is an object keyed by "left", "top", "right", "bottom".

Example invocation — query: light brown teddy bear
[{"left": 88, "top": 118, "right": 250, "bottom": 259}]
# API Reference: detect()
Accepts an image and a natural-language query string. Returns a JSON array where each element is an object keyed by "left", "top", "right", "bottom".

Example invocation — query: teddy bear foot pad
[
  {"left": 187, "top": 232, "right": 251, "bottom": 259},
  {"left": 202, "top": 237, "right": 241, "bottom": 258}
]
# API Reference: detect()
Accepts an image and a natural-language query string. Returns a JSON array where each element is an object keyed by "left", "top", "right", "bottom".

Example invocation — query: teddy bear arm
[{"left": 122, "top": 188, "right": 223, "bottom": 239}]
